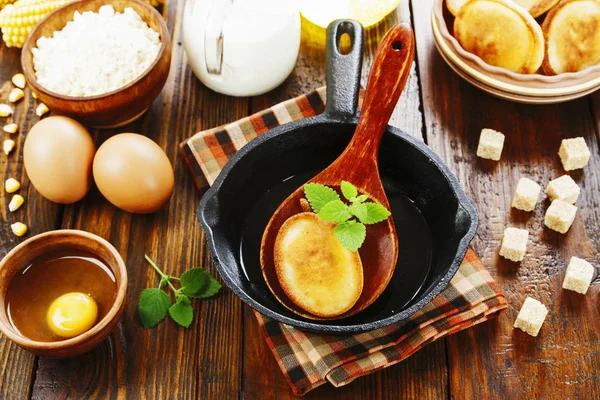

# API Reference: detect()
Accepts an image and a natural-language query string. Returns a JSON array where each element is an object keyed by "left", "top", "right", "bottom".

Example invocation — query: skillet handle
[{"left": 324, "top": 20, "right": 364, "bottom": 120}]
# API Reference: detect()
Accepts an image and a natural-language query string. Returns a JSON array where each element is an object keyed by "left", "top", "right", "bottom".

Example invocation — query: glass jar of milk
[{"left": 182, "top": 0, "right": 301, "bottom": 97}]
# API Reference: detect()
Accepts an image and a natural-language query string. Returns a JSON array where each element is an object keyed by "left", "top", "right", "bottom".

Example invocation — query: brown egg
[
  {"left": 93, "top": 133, "right": 174, "bottom": 214},
  {"left": 24, "top": 116, "right": 95, "bottom": 204}
]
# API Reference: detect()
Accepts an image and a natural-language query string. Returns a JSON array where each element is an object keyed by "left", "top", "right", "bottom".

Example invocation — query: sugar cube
[
  {"left": 477, "top": 128, "right": 505, "bottom": 161},
  {"left": 511, "top": 177, "right": 541, "bottom": 212},
  {"left": 545, "top": 175, "right": 580, "bottom": 204},
  {"left": 499, "top": 227, "right": 529, "bottom": 262},
  {"left": 544, "top": 200, "right": 577, "bottom": 234},
  {"left": 558, "top": 137, "right": 591, "bottom": 171},
  {"left": 562, "top": 257, "right": 595, "bottom": 295},
  {"left": 514, "top": 297, "right": 548, "bottom": 337}
]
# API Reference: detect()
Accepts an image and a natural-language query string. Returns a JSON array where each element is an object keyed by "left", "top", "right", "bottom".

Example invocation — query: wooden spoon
[{"left": 260, "top": 23, "right": 415, "bottom": 320}]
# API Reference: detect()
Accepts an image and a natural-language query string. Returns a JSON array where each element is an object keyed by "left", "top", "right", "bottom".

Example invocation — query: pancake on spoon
[
  {"left": 511, "top": 0, "right": 561, "bottom": 17},
  {"left": 542, "top": 0, "right": 600, "bottom": 75},
  {"left": 274, "top": 212, "right": 363, "bottom": 318},
  {"left": 454, "top": 0, "right": 545, "bottom": 74}
]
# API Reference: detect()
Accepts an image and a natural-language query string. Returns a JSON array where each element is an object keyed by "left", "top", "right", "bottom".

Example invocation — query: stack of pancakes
[{"left": 448, "top": 0, "right": 600, "bottom": 75}]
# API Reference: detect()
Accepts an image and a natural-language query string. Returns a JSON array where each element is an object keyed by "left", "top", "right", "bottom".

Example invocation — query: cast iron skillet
[{"left": 197, "top": 20, "right": 478, "bottom": 334}]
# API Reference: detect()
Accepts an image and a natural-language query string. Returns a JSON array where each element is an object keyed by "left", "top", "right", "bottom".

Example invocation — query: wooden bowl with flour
[{"left": 21, "top": 0, "right": 171, "bottom": 128}]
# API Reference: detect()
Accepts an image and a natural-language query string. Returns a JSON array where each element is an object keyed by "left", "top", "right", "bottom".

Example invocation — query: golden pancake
[
  {"left": 454, "top": 0, "right": 545, "bottom": 74},
  {"left": 274, "top": 212, "right": 363, "bottom": 318},
  {"left": 542, "top": 0, "right": 600, "bottom": 75},
  {"left": 446, "top": 0, "right": 471, "bottom": 16},
  {"left": 511, "top": 0, "right": 561, "bottom": 17}
]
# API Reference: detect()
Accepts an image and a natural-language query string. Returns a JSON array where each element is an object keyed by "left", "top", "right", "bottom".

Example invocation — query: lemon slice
[{"left": 298, "top": 0, "right": 400, "bottom": 29}]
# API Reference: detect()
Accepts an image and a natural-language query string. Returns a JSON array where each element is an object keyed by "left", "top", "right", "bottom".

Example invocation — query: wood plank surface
[
  {"left": 29, "top": 0, "right": 248, "bottom": 398},
  {"left": 1, "top": 0, "right": 599, "bottom": 398},
  {"left": 412, "top": 1, "right": 600, "bottom": 399},
  {"left": 0, "top": 46, "right": 63, "bottom": 400}
]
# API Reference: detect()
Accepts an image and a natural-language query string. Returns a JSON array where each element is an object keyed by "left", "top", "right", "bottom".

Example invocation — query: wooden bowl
[
  {"left": 0, "top": 230, "right": 128, "bottom": 357},
  {"left": 21, "top": 0, "right": 171, "bottom": 128},
  {"left": 431, "top": 0, "right": 600, "bottom": 103}
]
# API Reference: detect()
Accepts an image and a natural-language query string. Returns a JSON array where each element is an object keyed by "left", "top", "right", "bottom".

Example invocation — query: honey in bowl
[{"left": 5, "top": 250, "right": 117, "bottom": 342}]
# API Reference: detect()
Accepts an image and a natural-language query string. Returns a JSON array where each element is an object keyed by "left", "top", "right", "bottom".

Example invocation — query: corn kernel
[
  {"left": 0, "top": 103, "right": 13, "bottom": 117},
  {"left": 31, "top": 91, "right": 37, "bottom": 99},
  {"left": 3, "top": 138, "right": 14, "bottom": 154},
  {"left": 8, "top": 87, "right": 23, "bottom": 102},
  {"left": 3, "top": 123, "right": 17, "bottom": 134},
  {"left": 5, "top": 177, "right": 20, "bottom": 193},
  {"left": 10, "top": 222, "right": 27, "bottom": 236},
  {"left": 11, "top": 73, "right": 25, "bottom": 88},
  {"left": 35, "top": 102, "right": 48, "bottom": 116},
  {"left": 8, "top": 194, "right": 23, "bottom": 211}
]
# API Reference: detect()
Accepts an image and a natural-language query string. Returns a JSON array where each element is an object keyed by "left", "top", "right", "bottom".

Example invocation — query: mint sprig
[
  {"left": 303, "top": 181, "right": 391, "bottom": 251},
  {"left": 304, "top": 183, "right": 339, "bottom": 213},
  {"left": 138, "top": 255, "right": 222, "bottom": 329}
]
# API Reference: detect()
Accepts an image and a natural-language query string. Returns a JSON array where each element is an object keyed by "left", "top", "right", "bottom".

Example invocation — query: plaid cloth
[{"left": 180, "top": 87, "right": 508, "bottom": 396}]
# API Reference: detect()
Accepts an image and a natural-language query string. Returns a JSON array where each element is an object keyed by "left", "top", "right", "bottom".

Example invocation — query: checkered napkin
[{"left": 180, "top": 87, "right": 508, "bottom": 396}]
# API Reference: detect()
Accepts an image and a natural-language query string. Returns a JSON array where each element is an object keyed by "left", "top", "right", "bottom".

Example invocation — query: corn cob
[
  {"left": 0, "top": 0, "right": 72, "bottom": 48},
  {"left": 0, "top": 0, "right": 16, "bottom": 11}
]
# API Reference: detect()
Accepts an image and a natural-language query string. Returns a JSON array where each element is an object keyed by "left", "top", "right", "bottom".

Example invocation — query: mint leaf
[
  {"left": 176, "top": 293, "right": 191, "bottom": 305},
  {"left": 318, "top": 200, "right": 351, "bottom": 224},
  {"left": 358, "top": 202, "right": 392, "bottom": 224},
  {"left": 188, "top": 272, "right": 222, "bottom": 299},
  {"left": 334, "top": 221, "right": 366, "bottom": 252},
  {"left": 356, "top": 194, "right": 368, "bottom": 203},
  {"left": 349, "top": 203, "right": 368, "bottom": 221},
  {"left": 180, "top": 268, "right": 209, "bottom": 295},
  {"left": 138, "top": 288, "right": 171, "bottom": 329},
  {"left": 304, "top": 183, "right": 340, "bottom": 213},
  {"left": 340, "top": 181, "right": 357, "bottom": 200},
  {"left": 169, "top": 301, "right": 194, "bottom": 328}
]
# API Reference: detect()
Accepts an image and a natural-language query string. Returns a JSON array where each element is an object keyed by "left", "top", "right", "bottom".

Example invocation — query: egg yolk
[{"left": 46, "top": 292, "right": 98, "bottom": 338}]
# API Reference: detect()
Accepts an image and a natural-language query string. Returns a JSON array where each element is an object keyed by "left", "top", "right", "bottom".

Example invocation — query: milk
[{"left": 182, "top": 0, "right": 301, "bottom": 96}]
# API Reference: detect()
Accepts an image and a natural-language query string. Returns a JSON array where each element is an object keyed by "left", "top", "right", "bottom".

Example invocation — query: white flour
[{"left": 32, "top": 5, "right": 161, "bottom": 97}]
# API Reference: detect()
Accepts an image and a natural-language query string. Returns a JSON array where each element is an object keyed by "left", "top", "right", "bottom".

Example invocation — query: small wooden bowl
[
  {"left": 0, "top": 230, "right": 128, "bottom": 357},
  {"left": 21, "top": 0, "right": 171, "bottom": 128}
]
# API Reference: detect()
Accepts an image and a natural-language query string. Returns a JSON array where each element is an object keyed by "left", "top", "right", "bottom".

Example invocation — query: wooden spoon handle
[{"left": 349, "top": 23, "right": 414, "bottom": 152}]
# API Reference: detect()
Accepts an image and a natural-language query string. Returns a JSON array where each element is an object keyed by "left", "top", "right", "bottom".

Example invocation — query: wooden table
[{"left": 1, "top": 1, "right": 599, "bottom": 398}]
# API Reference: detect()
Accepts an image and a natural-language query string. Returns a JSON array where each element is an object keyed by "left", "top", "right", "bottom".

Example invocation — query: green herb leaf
[
  {"left": 169, "top": 301, "right": 194, "bottom": 328},
  {"left": 356, "top": 194, "right": 368, "bottom": 203},
  {"left": 139, "top": 257, "right": 221, "bottom": 330},
  {"left": 304, "top": 183, "right": 340, "bottom": 213},
  {"left": 349, "top": 203, "right": 368, "bottom": 221},
  {"left": 138, "top": 288, "right": 171, "bottom": 329},
  {"left": 334, "top": 221, "right": 366, "bottom": 252},
  {"left": 180, "top": 267, "right": 209, "bottom": 295},
  {"left": 340, "top": 180, "right": 357, "bottom": 200},
  {"left": 188, "top": 272, "right": 222, "bottom": 299},
  {"left": 318, "top": 200, "right": 352, "bottom": 224},
  {"left": 357, "top": 202, "right": 392, "bottom": 224},
  {"left": 176, "top": 293, "right": 191, "bottom": 305}
]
